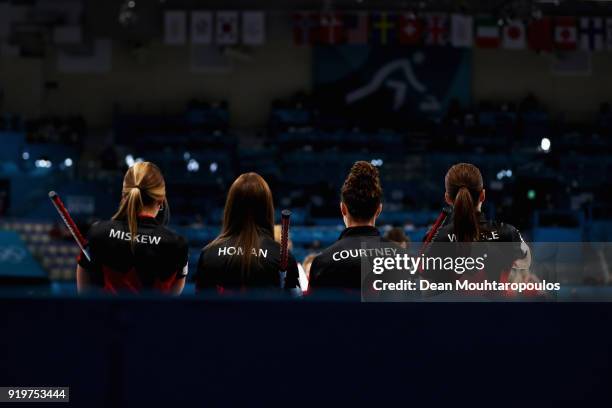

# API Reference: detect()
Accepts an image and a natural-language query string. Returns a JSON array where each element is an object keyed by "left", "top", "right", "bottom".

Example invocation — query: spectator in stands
[
  {"left": 76, "top": 162, "right": 189, "bottom": 295},
  {"left": 196, "top": 173, "right": 301, "bottom": 295},
  {"left": 384, "top": 227, "right": 410, "bottom": 250},
  {"left": 425, "top": 163, "right": 532, "bottom": 293},
  {"left": 309, "top": 161, "right": 401, "bottom": 290}
]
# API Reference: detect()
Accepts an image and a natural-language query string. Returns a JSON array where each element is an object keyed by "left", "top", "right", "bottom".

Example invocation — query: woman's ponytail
[
  {"left": 112, "top": 162, "right": 166, "bottom": 252},
  {"left": 126, "top": 187, "right": 144, "bottom": 249},
  {"left": 445, "top": 163, "right": 484, "bottom": 243},
  {"left": 453, "top": 186, "right": 479, "bottom": 242}
]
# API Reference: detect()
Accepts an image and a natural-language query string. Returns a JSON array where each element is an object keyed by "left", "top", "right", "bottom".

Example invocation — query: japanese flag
[{"left": 502, "top": 20, "right": 526, "bottom": 50}]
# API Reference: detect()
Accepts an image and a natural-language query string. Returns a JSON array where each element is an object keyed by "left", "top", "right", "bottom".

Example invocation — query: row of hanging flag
[
  {"left": 164, "top": 10, "right": 266, "bottom": 46},
  {"left": 293, "top": 12, "right": 612, "bottom": 51}
]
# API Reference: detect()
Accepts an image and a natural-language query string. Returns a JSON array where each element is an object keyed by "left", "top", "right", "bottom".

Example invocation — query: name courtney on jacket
[{"left": 109, "top": 229, "right": 162, "bottom": 245}]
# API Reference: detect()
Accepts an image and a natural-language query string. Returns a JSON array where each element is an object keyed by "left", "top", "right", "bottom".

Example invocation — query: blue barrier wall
[{"left": 0, "top": 297, "right": 610, "bottom": 406}]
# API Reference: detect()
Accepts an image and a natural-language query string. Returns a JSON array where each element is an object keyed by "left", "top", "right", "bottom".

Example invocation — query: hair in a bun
[{"left": 341, "top": 161, "right": 383, "bottom": 221}]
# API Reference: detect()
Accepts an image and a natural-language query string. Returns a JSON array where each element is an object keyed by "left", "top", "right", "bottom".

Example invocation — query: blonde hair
[{"left": 112, "top": 162, "right": 166, "bottom": 250}]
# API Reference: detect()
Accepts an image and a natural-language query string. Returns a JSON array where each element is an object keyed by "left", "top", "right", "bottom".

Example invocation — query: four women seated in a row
[{"left": 76, "top": 160, "right": 526, "bottom": 295}]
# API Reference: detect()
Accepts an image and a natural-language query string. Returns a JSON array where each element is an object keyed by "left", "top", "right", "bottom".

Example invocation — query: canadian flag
[
  {"left": 398, "top": 13, "right": 423, "bottom": 45},
  {"left": 554, "top": 17, "right": 577, "bottom": 50},
  {"left": 502, "top": 20, "right": 526, "bottom": 50}
]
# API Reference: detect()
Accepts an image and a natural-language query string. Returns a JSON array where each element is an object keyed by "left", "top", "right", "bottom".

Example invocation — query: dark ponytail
[
  {"left": 453, "top": 186, "right": 479, "bottom": 242},
  {"left": 445, "top": 163, "right": 483, "bottom": 242}
]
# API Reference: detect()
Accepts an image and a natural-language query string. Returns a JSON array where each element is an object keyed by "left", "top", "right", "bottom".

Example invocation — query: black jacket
[
  {"left": 424, "top": 213, "right": 528, "bottom": 282},
  {"left": 78, "top": 216, "right": 189, "bottom": 294},
  {"left": 196, "top": 232, "right": 300, "bottom": 292},
  {"left": 310, "top": 226, "right": 402, "bottom": 290}
]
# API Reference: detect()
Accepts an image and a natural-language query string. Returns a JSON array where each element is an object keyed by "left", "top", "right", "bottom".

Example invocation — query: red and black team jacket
[
  {"left": 424, "top": 213, "right": 528, "bottom": 285},
  {"left": 309, "top": 226, "right": 405, "bottom": 291},
  {"left": 78, "top": 216, "right": 189, "bottom": 294}
]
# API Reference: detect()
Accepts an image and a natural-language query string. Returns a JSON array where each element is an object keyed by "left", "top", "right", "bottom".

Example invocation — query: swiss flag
[
  {"left": 318, "top": 12, "right": 344, "bottom": 44},
  {"left": 293, "top": 12, "right": 318, "bottom": 45},
  {"left": 554, "top": 16, "right": 577, "bottom": 50},
  {"left": 527, "top": 17, "right": 553, "bottom": 52},
  {"left": 398, "top": 13, "right": 423, "bottom": 45}
]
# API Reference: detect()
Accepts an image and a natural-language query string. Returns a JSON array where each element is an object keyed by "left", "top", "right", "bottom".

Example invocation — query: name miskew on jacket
[{"left": 109, "top": 229, "right": 162, "bottom": 245}]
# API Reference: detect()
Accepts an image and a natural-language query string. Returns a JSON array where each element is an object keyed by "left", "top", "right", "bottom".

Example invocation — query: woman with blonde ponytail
[{"left": 76, "top": 162, "right": 188, "bottom": 295}]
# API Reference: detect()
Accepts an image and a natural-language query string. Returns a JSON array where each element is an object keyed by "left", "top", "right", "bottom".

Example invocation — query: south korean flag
[{"left": 216, "top": 11, "right": 239, "bottom": 45}]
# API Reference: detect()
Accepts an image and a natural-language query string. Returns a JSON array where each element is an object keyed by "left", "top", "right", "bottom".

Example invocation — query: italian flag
[{"left": 475, "top": 17, "right": 501, "bottom": 48}]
